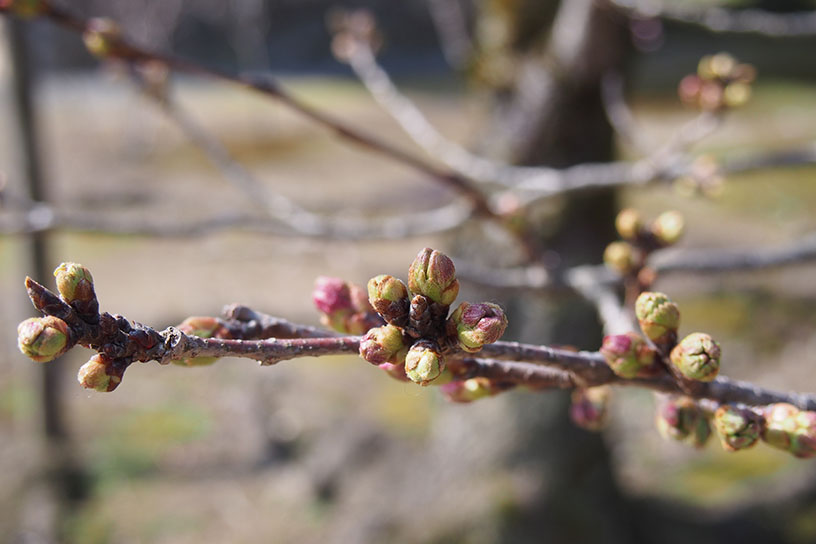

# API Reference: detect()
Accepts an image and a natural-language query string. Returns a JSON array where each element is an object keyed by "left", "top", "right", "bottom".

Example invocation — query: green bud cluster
[
  {"left": 670, "top": 332, "right": 721, "bottom": 382},
  {"left": 656, "top": 396, "right": 711, "bottom": 448},
  {"left": 678, "top": 53, "right": 755, "bottom": 111},
  {"left": 762, "top": 403, "right": 816, "bottom": 459},
  {"left": 77, "top": 354, "right": 123, "bottom": 393},
  {"left": 359, "top": 324, "right": 408, "bottom": 366},
  {"left": 600, "top": 332, "right": 656, "bottom": 379},
  {"left": 404, "top": 340, "right": 444, "bottom": 385},
  {"left": 635, "top": 291, "right": 680, "bottom": 346},
  {"left": 570, "top": 387, "right": 610, "bottom": 431},
  {"left": 17, "top": 316, "right": 71, "bottom": 363},
  {"left": 713, "top": 405, "right": 760, "bottom": 452}
]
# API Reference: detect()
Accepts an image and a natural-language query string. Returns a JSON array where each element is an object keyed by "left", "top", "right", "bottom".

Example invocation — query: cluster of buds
[
  {"left": 713, "top": 405, "right": 760, "bottom": 452},
  {"left": 312, "top": 276, "right": 382, "bottom": 335},
  {"left": 603, "top": 209, "right": 684, "bottom": 277},
  {"left": 352, "top": 248, "right": 507, "bottom": 387},
  {"left": 678, "top": 53, "right": 756, "bottom": 111},
  {"left": 599, "top": 332, "right": 657, "bottom": 379},
  {"left": 0, "top": 0, "right": 47, "bottom": 18},
  {"left": 656, "top": 396, "right": 711, "bottom": 448},
  {"left": 570, "top": 387, "right": 610, "bottom": 431},
  {"left": 762, "top": 403, "right": 816, "bottom": 458}
]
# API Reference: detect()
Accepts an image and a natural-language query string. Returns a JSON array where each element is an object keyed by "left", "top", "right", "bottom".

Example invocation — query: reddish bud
[
  {"left": 448, "top": 302, "right": 508, "bottom": 353},
  {"left": 407, "top": 248, "right": 459, "bottom": 306}
]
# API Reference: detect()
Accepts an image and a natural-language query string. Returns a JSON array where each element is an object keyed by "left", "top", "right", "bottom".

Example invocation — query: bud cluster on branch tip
[
  {"left": 678, "top": 53, "right": 755, "bottom": 111},
  {"left": 404, "top": 340, "right": 444, "bottom": 386},
  {"left": 600, "top": 333, "right": 657, "bottom": 379},
  {"left": 408, "top": 248, "right": 459, "bottom": 306},
  {"left": 77, "top": 354, "right": 123, "bottom": 392},
  {"left": 656, "top": 396, "right": 711, "bottom": 448},
  {"left": 54, "top": 262, "right": 98, "bottom": 316},
  {"left": 570, "top": 387, "right": 610, "bottom": 431},
  {"left": 440, "top": 378, "right": 495, "bottom": 403},
  {"left": 313, "top": 276, "right": 374, "bottom": 335},
  {"left": 83, "top": 18, "right": 125, "bottom": 59},
  {"left": 713, "top": 405, "right": 760, "bottom": 452},
  {"left": 0, "top": 0, "right": 46, "bottom": 17},
  {"left": 367, "top": 274, "right": 410, "bottom": 327},
  {"left": 762, "top": 403, "right": 816, "bottom": 459},
  {"left": 670, "top": 332, "right": 721, "bottom": 382},
  {"left": 172, "top": 316, "right": 225, "bottom": 367},
  {"left": 635, "top": 291, "right": 680, "bottom": 347},
  {"left": 17, "top": 316, "right": 71, "bottom": 363},
  {"left": 447, "top": 302, "right": 508, "bottom": 353},
  {"left": 359, "top": 324, "right": 408, "bottom": 366}
]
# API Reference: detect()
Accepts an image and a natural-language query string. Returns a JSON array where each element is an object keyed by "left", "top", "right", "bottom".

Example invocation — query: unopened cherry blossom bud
[
  {"left": 723, "top": 82, "right": 751, "bottom": 108},
  {"left": 53, "top": 262, "right": 98, "bottom": 316},
  {"left": 603, "top": 241, "right": 636, "bottom": 276},
  {"left": 83, "top": 18, "right": 123, "bottom": 59},
  {"left": 650, "top": 211, "right": 684, "bottom": 246},
  {"left": 0, "top": 0, "right": 46, "bottom": 18},
  {"left": 367, "top": 274, "right": 410, "bottom": 327},
  {"left": 678, "top": 74, "right": 703, "bottom": 106},
  {"left": 17, "top": 316, "right": 71, "bottom": 363},
  {"left": 441, "top": 378, "right": 494, "bottom": 403},
  {"left": 600, "top": 332, "right": 656, "bottom": 379},
  {"left": 313, "top": 276, "right": 360, "bottom": 334},
  {"left": 378, "top": 362, "right": 410, "bottom": 382},
  {"left": 656, "top": 396, "right": 711, "bottom": 448},
  {"left": 635, "top": 291, "right": 680, "bottom": 345},
  {"left": 77, "top": 354, "right": 123, "bottom": 392},
  {"left": 713, "top": 405, "right": 760, "bottom": 452},
  {"left": 359, "top": 325, "right": 407, "bottom": 366},
  {"left": 173, "top": 316, "right": 224, "bottom": 367},
  {"left": 407, "top": 248, "right": 459, "bottom": 306},
  {"left": 404, "top": 340, "right": 444, "bottom": 386},
  {"left": 670, "top": 332, "right": 721, "bottom": 382},
  {"left": 615, "top": 208, "right": 643, "bottom": 240},
  {"left": 762, "top": 404, "right": 816, "bottom": 458},
  {"left": 448, "top": 302, "right": 508, "bottom": 353},
  {"left": 570, "top": 387, "right": 610, "bottom": 431}
]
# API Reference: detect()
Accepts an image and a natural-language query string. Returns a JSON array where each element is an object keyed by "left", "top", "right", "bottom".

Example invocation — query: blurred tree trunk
[{"left": 470, "top": 1, "right": 635, "bottom": 541}]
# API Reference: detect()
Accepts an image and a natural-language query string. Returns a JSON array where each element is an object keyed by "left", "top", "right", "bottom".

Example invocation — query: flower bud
[
  {"left": 570, "top": 387, "right": 610, "bottom": 431},
  {"left": 17, "top": 316, "right": 71, "bottom": 363},
  {"left": 635, "top": 292, "right": 680, "bottom": 345},
  {"left": 359, "top": 324, "right": 407, "bottom": 366},
  {"left": 173, "top": 316, "right": 224, "bottom": 367},
  {"left": 614, "top": 208, "right": 643, "bottom": 240},
  {"left": 367, "top": 274, "right": 410, "bottom": 327},
  {"left": 600, "top": 332, "right": 657, "bottom": 379},
  {"left": 77, "top": 354, "right": 122, "bottom": 392},
  {"left": 0, "top": 0, "right": 46, "bottom": 18},
  {"left": 407, "top": 248, "right": 459, "bottom": 306},
  {"left": 404, "top": 340, "right": 444, "bottom": 386},
  {"left": 441, "top": 378, "right": 494, "bottom": 403},
  {"left": 713, "top": 405, "right": 760, "bottom": 451},
  {"left": 670, "top": 332, "right": 721, "bottom": 382},
  {"left": 708, "top": 52, "right": 736, "bottom": 79},
  {"left": 83, "top": 18, "right": 123, "bottom": 59},
  {"left": 377, "top": 362, "right": 411, "bottom": 382},
  {"left": 313, "top": 276, "right": 363, "bottom": 334},
  {"left": 650, "top": 211, "right": 684, "bottom": 246},
  {"left": 54, "top": 262, "right": 96, "bottom": 309},
  {"left": 762, "top": 404, "right": 816, "bottom": 458},
  {"left": 447, "top": 302, "right": 508, "bottom": 353},
  {"left": 656, "top": 396, "right": 711, "bottom": 448},
  {"left": 603, "top": 241, "right": 636, "bottom": 276},
  {"left": 678, "top": 74, "right": 703, "bottom": 106},
  {"left": 723, "top": 82, "right": 751, "bottom": 108}
]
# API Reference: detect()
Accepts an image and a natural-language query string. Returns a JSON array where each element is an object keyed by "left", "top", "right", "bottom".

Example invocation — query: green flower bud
[
  {"left": 762, "top": 404, "right": 816, "bottom": 458},
  {"left": 603, "top": 241, "right": 636, "bottom": 276},
  {"left": 440, "top": 378, "right": 494, "bottom": 403},
  {"left": 570, "top": 387, "right": 610, "bottom": 431},
  {"left": 173, "top": 316, "right": 222, "bottom": 367},
  {"left": 359, "top": 324, "right": 407, "bottom": 366},
  {"left": 635, "top": 291, "right": 680, "bottom": 345},
  {"left": 650, "top": 211, "right": 684, "bottom": 246},
  {"left": 17, "top": 316, "right": 71, "bottom": 363},
  {"left": 448, "top": 302, "right": 508, "bottom": 353},
  {"left": 600, "top": 332, "right": 656, "bottom": 379},
  {"left": 404, "top": 340, "right": 444, "bottom": 386},
  {"left": 367, "top": 274, "right": 410, "bottom": 327},
  {"left": 670, "top": 332, "right": 721, "bottom": 382},
  {"left": 713, "top": 405, "right": 760, "bottom": 451},
  {"left": 656, "top": 396, "right": 711, "bottom": 448},
  {"left": 54, "top": 262, "right": 96, "bottom": 304},
  {"left": 83, "top": 18, "right": 123, "bottom": 59},
  {"left": 615, "top": 208, "right": 643, "bottom": 240},
  {"left": 77, "top": 354, "right": 122, "bottom": 392},
  {"left": 723, "top": 82, "right": 751, "bottom": 108},
  {"left": 0, "top": 0, "right": 46, "bottom": 18},
  {"left": 407, "top": 248, "right": 459, "bottom": 306}
]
